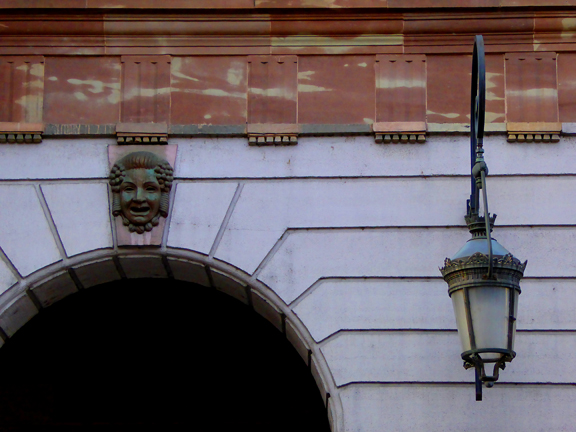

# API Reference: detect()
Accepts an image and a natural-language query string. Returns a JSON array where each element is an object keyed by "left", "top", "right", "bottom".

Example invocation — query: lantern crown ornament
[{"left": 440, "top": 35, "right": 527, "bottom": 401}]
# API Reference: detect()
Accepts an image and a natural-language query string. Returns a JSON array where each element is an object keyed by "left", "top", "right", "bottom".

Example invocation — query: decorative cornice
[
  {"left": 506, "top": 122, "right": 561, "bottom": 143},
  {"left": 440, "top": 252, "right": 528, "bottom": 276},
  {"left": 373, "top": 122, "right": 426, "bottom": 144},
  {"left": 247, "top": 123, "right": 298, "bottom": 146},
  {"left": 0, "top": 122, "right": 43, "bottom": 144}
]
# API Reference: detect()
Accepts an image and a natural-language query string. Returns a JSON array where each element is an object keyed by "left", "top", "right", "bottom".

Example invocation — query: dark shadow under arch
[{"left": 0, "top": 278, "right": 330, "bottom": 431}]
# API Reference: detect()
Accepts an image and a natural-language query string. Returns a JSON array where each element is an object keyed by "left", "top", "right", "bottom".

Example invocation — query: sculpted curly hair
[{"left": 109, "top": 151, "right": 174, "bottom": 234}]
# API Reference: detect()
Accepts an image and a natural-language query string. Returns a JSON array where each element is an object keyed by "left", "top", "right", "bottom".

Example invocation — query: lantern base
[{"left": 462, "top": 349, "right": 515, "bottom": 401}]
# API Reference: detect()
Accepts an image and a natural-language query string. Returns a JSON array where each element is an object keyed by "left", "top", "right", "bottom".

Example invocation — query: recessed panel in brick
[
  {"left": 505, "top": 52, "right": 558, "bottom": 123},
  {"left": 557, "top": 53, "right": 576, "bottom": 123},
  {"left": 485, "top": 54, "right": 506, "bottom": 124},
  {"left": 376, "top": 55, "right": 425, "bottom": 123},
  {"left": 0, "top": 56, "right": 44, "bottom": 123},
  {"left": 171, "top": 56, "right": 248, "bottom": 125},
  {"left": 121, "top": 55, "right": 171, "bottom": 124},
  {"left": 248, "top": 55, "right": 297, "bottom": 124},
  {"left": 426, "top": 55, "right": 471, "bottom": 124},
  {"left": 44, "top": 56, "right": 121, "bottom": 124},
  {"left": 298, "top": 56, "right": 375, "bottom": 124}
]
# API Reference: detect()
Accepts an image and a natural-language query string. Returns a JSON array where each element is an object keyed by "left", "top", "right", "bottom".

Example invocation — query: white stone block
[
  {"left": 216, "top": 178, "right": 468, "bottom": 274},
  {"left": 173, "top": 135, "right": 576, "bottom": 179},
  {"left": 293, "top": 278, "right": 576, "bottom": 342},
  {"left": 215, "top": 228, "right": 284, "bottom": 276},
  {"left": 167, "top": 182, "right": 238, "bottom": 255},
  {"left": 211, "top": 269, "right": 248, "bottom": 304},
  {"left": 321, "top": 331, "right": 576, "bottom": 385},
  {"left": 286, "top": 319, "right": 310, "bottom": 365},
  {"left": 216, "top": 176, "right": 576, "bottom": 274},
  {"left": 167, "top": 258, "right": 210, "bottom": 287},
  {"left": 251, "top": 290, "right": 283, "bottom": 331},
  {"left": 119, "top": 256, "right": 167, "bottom": 279},
  {"left": 73, "top": 258, "right": 121, "bottom": 288},
  {"left": 0, "top": 185, "right": 61, "bottom": 276},
  {"left": 41, "top": 183, "right": 113, "bottom": 257},
  {"left": 311, "top": 354, "right": 329, "bottom": 405},
  {"left": 518, "top": 279, "right": 576, "bottom": 330},
  {"left": 0, "top": 259, "right": 17, "bottom": 297},
  {"left": 0, "top": 294, "right": 38, "bottom": 337},
  {"left": 31, "top": 271, "right": 78, "bottom": 308},
  {"left": 0, "top": 139, "right": 110, "bottom": 180},
  {"left": 294, "top": 279, "right": 453, "bottom": 342},
  {"left": 341, "top": 384, "right": 576, "bottom": 432},
  {"left": 258, "top": 227, "right": 576, "bottom": 305}
]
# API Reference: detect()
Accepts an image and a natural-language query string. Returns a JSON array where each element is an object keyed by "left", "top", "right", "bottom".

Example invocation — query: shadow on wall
[{"left": 0, "top": 278, "right": 330, "bottom": 431}]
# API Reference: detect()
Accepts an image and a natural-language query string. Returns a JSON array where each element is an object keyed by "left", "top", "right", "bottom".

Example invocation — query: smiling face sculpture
[{"left": 109, "top": 151, "right": 174, "bottom": 234}]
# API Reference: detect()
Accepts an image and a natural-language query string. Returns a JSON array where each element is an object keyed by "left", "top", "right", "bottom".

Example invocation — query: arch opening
[{"left": 0, "top": 278, "right": 331, "bottom": 430}]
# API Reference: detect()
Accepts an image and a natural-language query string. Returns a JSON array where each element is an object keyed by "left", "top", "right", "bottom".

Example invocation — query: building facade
[{"left": 1, "top": 1, "right": 576, "bottom": 430}]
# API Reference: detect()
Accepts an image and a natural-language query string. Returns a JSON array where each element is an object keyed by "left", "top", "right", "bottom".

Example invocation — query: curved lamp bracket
[{"left": 468, "top": 35, "right": 486, "bottom": 217}]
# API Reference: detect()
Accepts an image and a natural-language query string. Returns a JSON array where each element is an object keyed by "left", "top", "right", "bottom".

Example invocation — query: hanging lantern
[{"left": 439, "top": 35, "right": 527, "bottom": 401}]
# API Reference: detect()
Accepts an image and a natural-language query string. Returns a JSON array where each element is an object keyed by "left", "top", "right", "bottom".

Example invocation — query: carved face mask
[{"left": 119, "top": 168, "right": 162, "bottom": 226}]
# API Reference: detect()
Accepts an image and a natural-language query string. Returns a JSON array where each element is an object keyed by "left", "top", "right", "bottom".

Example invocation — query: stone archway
[
  {"left": 0, "top": 250, "right": 340, "bottom": 431},
  {"left": 0, "top": 277, "right": 330, "bottom": 430}
]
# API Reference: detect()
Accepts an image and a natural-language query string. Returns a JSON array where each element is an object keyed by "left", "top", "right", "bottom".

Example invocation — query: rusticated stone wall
[{"left": 0, "top": 135, "right": 576, "bottom": 431}]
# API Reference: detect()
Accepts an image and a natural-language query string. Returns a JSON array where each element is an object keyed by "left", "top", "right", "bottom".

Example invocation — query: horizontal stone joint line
[
  {"left": 318, "top": 328, "right": 576, "bottom": 345},
  {"left": 209, "top": 182, "right": 244, "bottom": 259},
  {"left": 172, "top": 173, "right": 576, "bottom": 182},
  {"left": 318, "top": 328, "right": 458, "bottom": 346},
  {"left": 337, "top": 381, "right": 576, "bottom": 389},
  {"left": 284, "top": 224, "right": 576, "bottom": 232}
]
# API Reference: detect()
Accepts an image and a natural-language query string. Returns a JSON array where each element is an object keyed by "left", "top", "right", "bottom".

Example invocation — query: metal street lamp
[{"left": 439, "top": 35, "right": 528, "bottom": 401}]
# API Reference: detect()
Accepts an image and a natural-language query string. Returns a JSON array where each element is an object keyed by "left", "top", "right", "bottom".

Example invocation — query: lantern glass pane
[
  {"left": 451, "top": 290, "right": 471, "bottom": 353},
  {"left": 511, "top": 289, "right": 519, "bottom": 351},
  {"left": 469, "top": 286, "right": 510, "bottom": 361}
]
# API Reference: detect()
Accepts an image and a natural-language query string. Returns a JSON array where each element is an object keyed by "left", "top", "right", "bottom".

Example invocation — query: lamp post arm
[
  {"left": 480, "top": 170, "right": 494, "bottom": 279},
  {"left": 469, "top": 35, "right": 486, "bottom": 218}
]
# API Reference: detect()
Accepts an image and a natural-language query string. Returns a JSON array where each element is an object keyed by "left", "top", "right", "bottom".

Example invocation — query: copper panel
[
  {"left": 270, "top": 18, "right": 402, "bottom": 35},
  {"left": 90, "top": 0, "right": 254, "bottom": 7},
  {"left": 103, "top": 18, "right": 270, "bottom": 36},
  {"left": 404, "top": 16, "right": 533, "bottom": 35},
  {"left": 390, "top": 0, "right": 498, "bottom": 6},
  {"left": 426, "top": 55, "right": 471, "bottom": 124},
  {"left": 248, "top": 55, "right": 297, "bottom": 125},
  {"left": 558, "top": 53, "right": 576, "bottom": 122},
  {"left": 0, "top": 56, "right": 44, "bottom": 123},
  {"left": 44, "top": 56, "right": 121, "bottom": 124},
  {"left": 121, "top": 55, "right": 171, "bottom": 124},
  {"left": 505, "top": 52, "right": 558, "bottom": 123},
  {"left": 376, "top": 55, "right": 426, "bottom": 123},
  {"left": 485, "top": 54, "right": 505, "bottom": 123},
  {"left": 298, "top": 55, "right": 375, "bottom": 124},
  {"left": 256, "top": 0, "right": 388, "bottom": 7},
  {"left": 272, "top": 45, "right": 403, "bottom": 56},
  {"left": 0, "top": 18, "right": 104, "bottom": 36},
  {"left": 171, "top": 56, "right": 248, "bottom": 125}
]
